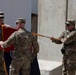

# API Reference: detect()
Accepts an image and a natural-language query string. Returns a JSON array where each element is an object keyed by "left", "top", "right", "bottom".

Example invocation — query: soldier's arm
[
  {"left": 64, "top": 32, "right": 76, "bottom": 44},
  {"left": 50, "top": 37, "right": 62, "bottom": 44},
  {"left": 32, "top": 36, "right": 39, "bottom": 54},
  {"left": 50, "top": 31, "right": 66, "bottom": 44}
]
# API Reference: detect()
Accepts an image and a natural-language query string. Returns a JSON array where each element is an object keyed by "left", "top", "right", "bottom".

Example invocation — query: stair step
[{"left": 38, "top": 60, "right": 62, "bottom": 75}]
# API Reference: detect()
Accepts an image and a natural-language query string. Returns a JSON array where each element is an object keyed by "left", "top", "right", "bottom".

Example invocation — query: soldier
[
  {"left": 0, "top": 18, "right": 39, "bottom": 75},
  {"left": 0, "top": 11, "right": 11, "bottom": 75},
  {"left": 50, "top": 20, "right": 76, "bottom": 75},
  {"left": 0, "top": 12, "right": 12, "bottom": 75}
]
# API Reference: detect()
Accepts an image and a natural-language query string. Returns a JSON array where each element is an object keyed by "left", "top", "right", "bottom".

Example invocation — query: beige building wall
[
  {"left": 68, "top": 0, "right": 76, "bottom": 20},
  {"left": 38, "top": 0, "right": 76, "bottom": 62},
  {"left": 38, "top": 0, "right": 66, "bottom": 61}
]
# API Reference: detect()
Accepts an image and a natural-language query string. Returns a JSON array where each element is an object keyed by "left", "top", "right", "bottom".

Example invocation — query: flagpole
[{"left": 32, "top": 32, "right": 51, "bottom": 38}]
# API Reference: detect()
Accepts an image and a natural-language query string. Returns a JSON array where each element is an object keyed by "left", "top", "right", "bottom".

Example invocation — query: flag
[{"left": 2, "top": 26, "right": 17, "bottom": 52}]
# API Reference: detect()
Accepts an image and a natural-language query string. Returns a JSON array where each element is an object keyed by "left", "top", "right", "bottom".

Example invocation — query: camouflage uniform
[
  {"left": 59, "top": 30, "right": 70, "bottom": 75},
  {"left": 60, "top": 29, "right": 76, "bottom": 75},
  {"left": 0, "top": 12, "right": 7, "bottom": 75},
  {"left": 50, "top": 20, "right": 76, "bottom": 75},
  {"left": 0, "top": 51, "right": 6, "bottom": 75},
  {"left": 2, "top": 28, "right": 39, "bottom": 75}
]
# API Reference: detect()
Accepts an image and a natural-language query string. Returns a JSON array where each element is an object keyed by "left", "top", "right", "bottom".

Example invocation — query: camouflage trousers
[
  {"left": 9, "top": 56, "right": 32, "bottom": 75},
  {"left": 63, "top": 57, "right": 76, "bottom": 75},
  {"left": 67, "top": 59, "right": 76, "bottom": 75},
  {"left": 62, "top": 54, "right": 68, "bottom": 75},
  {"left": 68, "top": 70, "right": 75, "bottom": 75},
  {"left": 65, "top": 50, "right": 76, "bottom": 75},
  {"left": 0, "top": 51, "right": 6, "bottom": 75}
]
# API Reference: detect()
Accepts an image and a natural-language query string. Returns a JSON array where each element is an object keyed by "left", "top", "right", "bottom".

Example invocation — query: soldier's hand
[
  {"left": 0, "top": 41, "right": 3, "bottom": 46},
  {"left": 50, "top": 37, "right": 56, "bottom": 42},
  {"left": 0, "top": 41, "right": 3, "bottom": 45},
  {"left": 0, "top": 41, "right": 3, "bottom": 49}
]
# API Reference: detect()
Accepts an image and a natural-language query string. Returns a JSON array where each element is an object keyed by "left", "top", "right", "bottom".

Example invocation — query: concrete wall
[
  {"left": 68, "top": 0, "right": 76, "bottom": 20},
  {"left": 0, "top": 0, "right": 32, "bottom": 31},
  {"left": 38, "top": 0, "right": 66, "bottom": 61}
]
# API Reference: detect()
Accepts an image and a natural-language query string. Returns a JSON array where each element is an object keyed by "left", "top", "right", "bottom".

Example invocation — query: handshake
[
  {"left": 0, "top": 41, "right": 4, "bottom": 50},
  {"left": 0, "top": 41, "right": 3, "bottom": 45}
]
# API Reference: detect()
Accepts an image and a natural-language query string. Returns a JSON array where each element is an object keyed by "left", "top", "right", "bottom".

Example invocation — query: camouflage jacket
[
  {"left": 2, "top": 28, "right": 39, "bottom": 58},
  {"left": 60, "top": 29, "right": 76, "bottom": 55}
]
